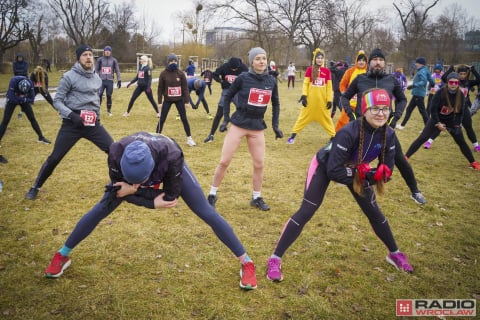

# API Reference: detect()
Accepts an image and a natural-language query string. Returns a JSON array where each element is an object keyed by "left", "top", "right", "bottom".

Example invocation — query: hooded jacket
[
  {"left": 13, "top": 53, "right": 29, "bottom": 77},
  {"left": 212, "top": 57, "right": 248, "bottom": 90},
  {"left": 6, "top": 76, "right": 35, "bottom": 104},
  {"left": 303, "top": 48, "right": 332, "bottom": 105},
  {"left": 157, "top": 67, "right": 189, "bottom": 104},
  {"left": 108, "top": 132, "right": 184, "bottom": 204},
  {"left": 339, "top": 50, "right": 368, "bottom": 108},
  {"left": 53, "top": 62, "right": 102, "bottom": 119},
  {"left": 95, "top": 54, "right": 121, "bottom": 81}
]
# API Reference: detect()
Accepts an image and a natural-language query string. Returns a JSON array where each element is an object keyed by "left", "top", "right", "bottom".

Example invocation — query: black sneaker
[
  {"left": 207, "top": 194, "right": 217, "bottom": 207},
  {"left": 18, "top": 112, "right": 23, "bottom": 119},
  {"left": 38, "top": 137, "right": 51, "bottom": 144},
  {"left": 0, "top": 155, "right": 7, "bottom": 164},
  {"left": 204, "top": 135, "right": 214, "bottom": 143},
  {"left": 250, "top": 197, "right": 270, "bottom": 211},
  {"left": 25, "top": 187, "right": 39, "bottom": 200}
]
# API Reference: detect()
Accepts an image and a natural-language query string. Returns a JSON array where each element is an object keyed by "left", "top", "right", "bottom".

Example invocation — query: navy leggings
[
  {"left": 273, "top": 156, "right": 398, "bottom": 258},
  {"left": 0, "top": 102, "right": 44, "bottom": 141},
  {"left": 64, "top": 164, "right": 246, "bottom": 258},
  {"left": 98, "top": 80, "right": 114, "bottom": 110},
  {"left": 126, "top": 86, "right": 159, "bottom": 114},
  {"left": 32, "top": 120, "right": 113, "bottom": 189}
]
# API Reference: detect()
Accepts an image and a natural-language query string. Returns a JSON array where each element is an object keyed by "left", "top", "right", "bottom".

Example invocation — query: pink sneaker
[
  {"left": 386, "top": 252, "right": 413, "bottom": 273},
  {"left": 423, "top": 141, "right": 432, "bottom": 149},
  {"left": 266, "top": 257, "right": 283, "bottom": 282},
  {"left": 473, "top": 145, "right": 480, "bottom": 152}
]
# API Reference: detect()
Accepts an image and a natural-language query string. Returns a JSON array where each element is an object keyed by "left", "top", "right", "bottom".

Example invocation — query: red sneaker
[
  {"left": 239, "top": 261, "right": 257, "bottom": 290},
  {"left": 470, "top": 161, "right": 480, "bottom": 171},
  {"left": 45, "top": 252, "right": 71, "bottom": 278}
]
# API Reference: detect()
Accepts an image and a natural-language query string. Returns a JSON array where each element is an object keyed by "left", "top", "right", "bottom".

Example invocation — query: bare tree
[
  {"left": 0, "top": 0, "right": 30, "bottom": 68},
  {"left": 47, "top": 0, "right": 110, "bottom": 47},
  {"left": 297, "top": 2, "right": 333, "bottom": 56},
  {"left": 393, "top": 0, "right": 440, "bottom": 66},
  {"left": 265, "top": 0, "right": 317, "bottom": 66}
]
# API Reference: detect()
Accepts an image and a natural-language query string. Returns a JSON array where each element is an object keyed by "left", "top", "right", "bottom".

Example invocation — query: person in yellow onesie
[
  {"left": 335, "top": 50, "right": 368, "bottom": 131},
  {"left": 286, "top": 48, "right": 335, "bottom": 144}
]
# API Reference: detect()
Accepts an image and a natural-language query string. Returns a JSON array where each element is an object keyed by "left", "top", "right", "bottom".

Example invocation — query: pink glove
[
  {"left": 373, "top": 164, "right": 392, "bottom": 182},
  {"left": 356, "top": 163, "right": 371, "bottom": 180}
]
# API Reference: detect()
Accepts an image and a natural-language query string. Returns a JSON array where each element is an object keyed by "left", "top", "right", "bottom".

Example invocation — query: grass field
[{"left": 0, "top": 71, "right": 479, "bottom": 319}]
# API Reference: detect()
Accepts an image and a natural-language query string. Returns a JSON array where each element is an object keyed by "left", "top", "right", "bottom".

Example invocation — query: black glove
[
  {"left": 406, "top": 84, "right": 413, "bottom": 90},
  {"left": 117, "top": 80, "right": 121, "bottom": 89},
  {"left": 326, "top": 102, "right": 332, "bottom": 109},
  {"left": 219, "top": 120, "right": 229, "bottom": 132},
  {"left": 103, "top": 184, "right": 121, "bottom": 207},
  {"left": 470, "top": 65, "right": 475, "bottom": 71},
  {"left": 192, "top": 103, "right": 199, "bottom": 110},
  {"left": 298, "top": 95, "right": 307, "bottom": 107},
  {"left": 273, "top": 126, "right": 283, "bottom": 139},
  {"left": 363, "top": 170, "right": 377, "bottom": 187},
  {"left": 68, "top": 111, "right": 84, "bottom": 128},
  {"left": 347, "top": 112, "right": 356, "bottom": 122}
]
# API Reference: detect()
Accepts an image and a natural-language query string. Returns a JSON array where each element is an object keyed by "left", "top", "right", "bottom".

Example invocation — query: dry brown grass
[{"left": 0, "top": 72, "right": 479, "bottom": 319}]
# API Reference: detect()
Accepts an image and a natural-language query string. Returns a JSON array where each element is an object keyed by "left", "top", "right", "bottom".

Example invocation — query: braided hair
[{"left": 353, "top": 88, "right": 389, "bottom": 196}]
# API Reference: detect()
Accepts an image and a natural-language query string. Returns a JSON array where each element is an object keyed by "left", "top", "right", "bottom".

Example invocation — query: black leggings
[
  {"left": 64, "top": 164, "right": 246, "bottom": 258},
  {"left": 156, "top": 100, "right": 192, "bottom": 136},
  {"left": 0, "top": 102, "right": 44, "bottom": 141},
  {"left": 428, "top": 107, "right": 478, "bottom": 145},
  {"left": 34, "top": 88, "right": 54, "bottom": 108},
  {"left": 405, "top": 118, "right": 475, "bottom": 163},
  {"left": 99, "top": 80, "right": 114, "bottom": 110},
  {"left": 126, "top": 86, "right": 159, "bottom": 114},
  {"left": 393, "top": 135, "right": 420, "bottom": 194},
  {"left": 32, "top": 120, "right": 113, "bottom": 188},
  {"left": 273, "top": 157, "right": 398, "bottom": 258},
  {"left": 401, "top": 95, "right": 429, "bottom": 126}
]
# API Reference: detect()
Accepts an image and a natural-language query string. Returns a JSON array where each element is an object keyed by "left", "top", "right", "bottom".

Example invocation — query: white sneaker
[
  {"left": 187, "top": 136, "right": 196, "bottom": 146},
  {"left": 395, "top": 124, "right": 405, "bottom": 130},
  {"left": 123, "top": 112, "right": 129, "bottom": 117}
]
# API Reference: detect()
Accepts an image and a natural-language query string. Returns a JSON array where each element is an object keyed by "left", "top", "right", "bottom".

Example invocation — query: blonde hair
[{"left": 34, "top": 66, "right": 46, "bottom": 90}]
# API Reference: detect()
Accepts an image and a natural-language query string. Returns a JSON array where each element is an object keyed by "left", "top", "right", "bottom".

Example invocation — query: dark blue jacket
[
  {"left": 6, "top": 76, "right": 35, "bottom": 105},
  {"left": 13, "top": 53, "right": 29, "bottom": 77}
]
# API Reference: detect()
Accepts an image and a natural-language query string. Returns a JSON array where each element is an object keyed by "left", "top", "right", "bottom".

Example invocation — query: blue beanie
[
  {"left": 434, "top": 63, "right": 443, "bottom": 71},
  {"left": 104, "top": 46, "right": 112, "bottom": 52},
  {"left": 120, "top": 141, "right": 155, "bottom": 184},
  {"left": 416, "top": 57, "right": 426, "bottom": 65}
]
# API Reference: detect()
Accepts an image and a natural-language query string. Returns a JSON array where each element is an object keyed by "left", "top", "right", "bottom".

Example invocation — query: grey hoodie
[{"left": 53, "top": 62, "right": 102, "bottom": 119}]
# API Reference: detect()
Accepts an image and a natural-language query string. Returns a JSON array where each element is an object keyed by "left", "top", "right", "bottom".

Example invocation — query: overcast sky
[{"left": 118, "top": 0, "right": 478, "bottom": 45}]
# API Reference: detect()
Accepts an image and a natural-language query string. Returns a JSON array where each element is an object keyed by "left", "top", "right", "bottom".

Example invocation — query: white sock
[
  {"left": 427, "top": 138, "right": 433, "bottom": 143},
  {"left": 252, "top": 191, "right": 261, "bottom": 199},
  {"left": 209, "top": 186, "right": 218, "bottom": 195},
  {"left": 473, "top": 142, "right": 479, "bottom": 147}
]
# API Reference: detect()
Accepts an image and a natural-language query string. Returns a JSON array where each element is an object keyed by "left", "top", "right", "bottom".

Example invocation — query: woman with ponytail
[
  {"left": 30, "top": 65, "right": 54, "bottom": 108},
  {"left": 266, "top": 88, "right": 413, "bottom": 282}
]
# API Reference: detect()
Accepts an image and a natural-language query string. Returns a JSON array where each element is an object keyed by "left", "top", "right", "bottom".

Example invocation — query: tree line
[{"left": 1, "top": 0, "right": 479, "bottom": 73}]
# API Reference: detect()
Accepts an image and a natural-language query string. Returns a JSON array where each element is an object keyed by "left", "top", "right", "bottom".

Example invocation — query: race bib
[
  {"left": 313, "top": 77, "right": 326, "bottom": 86},
  {"left": 440, "top": 105, "right": 452, "bottom": 115},
  {"left": 80, "top": 110, "right": 97, "bottom": 126},
  {"left": 167, "top": 86, "right": 182, "bottom": 97},
  {"left": 102, "top": 67, "right": 112, "bottom": 75},
  {"left": 225, "top": 75, "right": 237, "bottom": 84},
  {"left": 248, "top": 88, "right": 272, "bottom": 106},
  {"left": 204, "top": 77, "right": 210, "bottom": 83},
  {"left": 460, "top": 87, "right": 468, "bottom": 97},
  {"left": 138, "top": 71, "right": 145, "bottom": 79}
]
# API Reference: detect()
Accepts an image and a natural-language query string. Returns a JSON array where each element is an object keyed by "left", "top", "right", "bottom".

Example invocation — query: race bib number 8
[
  {"left": 80, "top": 110, "right": 97, "bottom": 126},
  {"left": 248, "top": 88, "right": 272, "bottom": 106}
]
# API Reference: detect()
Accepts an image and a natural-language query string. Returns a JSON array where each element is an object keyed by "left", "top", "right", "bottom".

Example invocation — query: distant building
[
  {"left": 465, "top": 30, "right": 480, "bottom": 51},
  {"left": 205, "top": 27, "right": 249, "bottom": 46}
]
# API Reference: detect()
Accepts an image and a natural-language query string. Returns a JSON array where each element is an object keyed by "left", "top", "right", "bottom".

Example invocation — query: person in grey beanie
[
  {"left": 25, "top": 44, "right": 114, "bottom": 200},
  {"left": 206, "top": 47, "right": 283, "bottom": 211}
]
